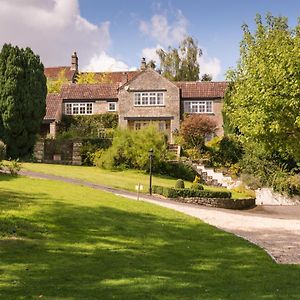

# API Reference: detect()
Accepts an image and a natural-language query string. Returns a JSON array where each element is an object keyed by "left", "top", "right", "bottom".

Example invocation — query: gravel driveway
[{"left": 20, "top": 170, "right": 300, "bottom": 264}]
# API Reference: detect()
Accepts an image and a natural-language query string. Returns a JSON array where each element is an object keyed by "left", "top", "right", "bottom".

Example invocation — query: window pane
[
  {"left": 157, "top": 92, "right": 164, "bottom": 105},
  {"left": 149, "top": 93, "right": 156, "bottom": 105},
  {"left": 206, "top": 101, "right": 212, "bottom": 112},
  {"left": 134, "top": 93, "right": 141, "bottom": 105},
  {"left": 80, "top": 105, "right": 85, "bottom": 114},
  {"left": 87, "top": 103, "right": 93, "bottom": 114},
  {"left": 108, "top": 103, "right": 116, "bottom": 111},
  {"left": 65, "top": 103, "right": 72, "bottom": 115},
  {"left": 142, "top": 92, "right": 148, "bottom": 105}
]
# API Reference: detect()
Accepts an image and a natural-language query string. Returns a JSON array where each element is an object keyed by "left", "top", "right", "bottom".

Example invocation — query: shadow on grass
[{"left": 0, "top": 194, "right": 300, "bottom": 299}]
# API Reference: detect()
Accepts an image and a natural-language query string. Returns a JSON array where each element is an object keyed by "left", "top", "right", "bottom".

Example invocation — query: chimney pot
[
  {"left": 140, "top": 57, "right": 147, "bottom": 70},
  {"left": 71, "top": 51, "right": 78, "bottom": 72}
]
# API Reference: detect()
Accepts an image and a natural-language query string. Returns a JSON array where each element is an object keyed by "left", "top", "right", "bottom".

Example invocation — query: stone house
[{"left": 43, "top": 55, "right": 227, "bottom": 142}]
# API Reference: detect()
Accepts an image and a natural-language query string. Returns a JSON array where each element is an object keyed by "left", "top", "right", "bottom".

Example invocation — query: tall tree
[
  {"left": 157, "top": 36, "right": 202, "bottom": 81},
  {"left": 224, "top": 14, "right": 300, "bottom": 161},
  {"left": 0, "top": 44, "right": 47, "bottom": 158}
]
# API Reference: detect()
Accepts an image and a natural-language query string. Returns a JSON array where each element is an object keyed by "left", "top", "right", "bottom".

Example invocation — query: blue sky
[{"left": 1, "top": 0, "right": 300, "bottom": 80}]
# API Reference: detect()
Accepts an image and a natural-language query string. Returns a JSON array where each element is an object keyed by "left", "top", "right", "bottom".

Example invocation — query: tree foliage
[
  {"left": 0, "top": 44, "right": 47, "bottom": 158},
  {"left": 180, "top": 115, "right": 217, "bottom": 148},
  {"left": 76, "top": 72, "right": 110, "bottom": 84},
  {"left": 47, "top": 69, "right": 69, "bottom": 93},
  {"left": 157, "top": 36, "right": 202, "bottom": 81},
  {"left": 224, "top": 14, "right": 300, "bottom": 161},
  {"left": 201, "top": 73, "right": 213, "bottom": 81}
]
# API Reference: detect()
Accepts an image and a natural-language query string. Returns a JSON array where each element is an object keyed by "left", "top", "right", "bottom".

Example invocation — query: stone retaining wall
[
  {"left": 256, "top": 188, "right": 300, "bottom": 205},
  {"left": 169, "top": 197, "right": 256, "bottom": 210},
  {"left": 33, "top": 139, "right": 82, "bottom": 165}
]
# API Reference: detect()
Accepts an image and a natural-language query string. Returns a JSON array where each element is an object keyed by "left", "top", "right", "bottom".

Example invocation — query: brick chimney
[
  {"left": 71, "top": 51, "right": 78, "bottom": 72},
  {"left": 140, "top": 57, "right": 147, "bottom": 70}
]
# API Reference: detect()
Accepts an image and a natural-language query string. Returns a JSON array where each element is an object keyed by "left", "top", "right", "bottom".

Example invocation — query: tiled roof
[
  {"left": 44, "top": 66, "right": 76, "bottom": 81},
  {"left": 176, "top": 81, "right": 228, "bottom": 98},
  {"left": 44, "top": 93, "right": 62, "bottom": 121},
  {"left": 79, "top": 71, "right": 141, "bottom": 84},
  {"left": 60, "top": 83, "right": 119, "bottom": 100}
]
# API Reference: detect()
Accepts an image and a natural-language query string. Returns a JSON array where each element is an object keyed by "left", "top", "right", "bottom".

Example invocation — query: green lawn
[
  {"left": 0, "top": 175, "right": 300, "bottom": 299},
  {"left": 22, "top": 162, "right": 248, "bottom": 199}
]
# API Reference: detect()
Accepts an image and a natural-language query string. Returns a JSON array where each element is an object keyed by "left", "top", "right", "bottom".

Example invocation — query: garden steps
[
  {"left": 186, "top": 161, "right": 241, "bottom": 189},
  {"left": 168, "top": 144, "right": 181, "bottom": 160}
]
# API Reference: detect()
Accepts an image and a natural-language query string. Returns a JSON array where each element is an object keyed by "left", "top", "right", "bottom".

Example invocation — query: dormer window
[{"left": 134, "top": 92, "right": 164, "bottom": 106}]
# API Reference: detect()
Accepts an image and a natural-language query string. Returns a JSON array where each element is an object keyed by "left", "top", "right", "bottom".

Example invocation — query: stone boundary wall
[
  {"left": 33, "top": 139, "right": 82, "bottom": 165},
  {"left": 168, "top": 197, "right": 256, "bottom": 210}
]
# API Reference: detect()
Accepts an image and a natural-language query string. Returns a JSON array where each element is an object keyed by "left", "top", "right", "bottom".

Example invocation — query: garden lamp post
[{"left": 149, "top": 148, "right": 153, "bottom": 195}]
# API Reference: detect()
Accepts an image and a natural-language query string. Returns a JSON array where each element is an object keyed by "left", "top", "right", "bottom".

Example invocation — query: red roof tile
[
  {"left": 44, "top": 67, "right": 76, "bottom": 81},
  {"left": 60, "top": 83, "right": 119, "bottom": 100},
  {"left": 44, "top": 93, "right": 62, "bottom": 121},
  {"left": 176, "top": 81, "right": 228, "bottom": 98},
  {"left": 79, "top": 71, "right": 141, "bottom": 84}
]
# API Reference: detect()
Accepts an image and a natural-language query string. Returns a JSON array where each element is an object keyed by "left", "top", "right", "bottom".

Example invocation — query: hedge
[{"left": 152, "top": 186, "right": 232, "bottom": 199}]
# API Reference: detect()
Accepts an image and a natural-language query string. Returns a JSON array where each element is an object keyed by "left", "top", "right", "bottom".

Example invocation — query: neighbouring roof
[
  {"left": 79, "top": 70, "right": 141, "bottom": 84},
  {"left": 44, "top": 93, "right": 62, "bottom": 121},
  {"left": 176, "top": 81, "right": 228, "bottom": 99},
  {"left": 44, "top": 66, "right": 76, "bottom": 81},
  {"left": 60, "top": 83, "right": 119, "bottom": 100}
]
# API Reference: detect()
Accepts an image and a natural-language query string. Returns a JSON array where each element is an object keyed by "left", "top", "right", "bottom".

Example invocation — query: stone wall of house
[
  {"left": 118, "top": 68, "right": 180, "bottom": 142},
  {"left": 180, "top": 99, "right": 224, "bottom": 137},
  {"left": 170, "top": 196, "right": 256, "bottom": 210},
  {"left": 93, "top": 100, "right": 118, "bottom": 114}
]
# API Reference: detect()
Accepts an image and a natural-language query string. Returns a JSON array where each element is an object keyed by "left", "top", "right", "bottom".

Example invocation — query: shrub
[
  {"left": 59, "top": 114, "right": 118, "bottom": 138},
  {"left": 152, "top": 186, "right": 231, "bottom": 199},
  {"left": 193, "top": 175, "right": 202, "bottom": 184},
  {"left": 0, "top": 159, "right": 22, "bottom": 176},
  {"left": 96, "top": 126, "right": 171, "bottom": 171},
  {"left": 159, "top": 162, "right": 197, "bottom": 181},
  {"left": 80, "top": 138, "right": 112, "bottom": 166},
  {"left": 180, "top": 114, "right": 217, "bottom": 148},
  {"left": 175, "top": 179, "right": 185, "bottom": 189},
  {"left": 191, "top": 183, "right": 204, "bottom": 190}
]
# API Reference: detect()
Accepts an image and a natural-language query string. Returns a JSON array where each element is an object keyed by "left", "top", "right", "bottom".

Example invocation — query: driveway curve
[{"left": 20, "top": 170, "right": 300, "bottom": 264}]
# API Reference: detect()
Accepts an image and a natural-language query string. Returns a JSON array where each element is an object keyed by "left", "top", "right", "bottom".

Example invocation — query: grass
[
  {"left": 22, "top": 162, "right": 249, "bottom": 199},
  {"left": 0, "top": 174, "right": 300, "bottom": 299}
]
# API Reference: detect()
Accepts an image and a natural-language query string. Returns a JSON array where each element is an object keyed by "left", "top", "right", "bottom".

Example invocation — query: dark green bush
[
  {"left": 175, "top": 179, "right": 185, "bottom": 189},
  {"left": 59, "top": 113, "right": 118, "bottom": 138},
  {"left": 191, "top": 183, "right": 204, "bottom": 190},
  {"left": 152, "top": 186, "right": 231, "bottom": 199},
  {"left": 80, "top": 138, "right": 112, "bottom": 165},
  {"left": 159, "top": 161, "right": 197, "bottom": 181}
]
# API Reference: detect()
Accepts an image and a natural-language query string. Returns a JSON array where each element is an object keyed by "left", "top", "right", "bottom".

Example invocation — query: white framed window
[
  {"left": 108, "top": 102, "right": 116, "bottom": 111},
  {"left": 64, "top": 102, "right": 93, "bottom": 115},
  {"left": 184, "top": 101, "right": 213, "bottom": 114},
  {"left": 134, "top": 92, "right": 165, "bottom": 106}
]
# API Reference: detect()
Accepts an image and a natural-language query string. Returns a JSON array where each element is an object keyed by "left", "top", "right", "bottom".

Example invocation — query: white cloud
[
  {"left": 199, "top": 50, "right": 222, "bottom": 80},
  {"left": 83, "top": 52, "right": 134, "bottom": 72},
  {"left": 139, "top": 10, "right": 188, "bottom": 46},
  {"left": 0, "top": 0, "right": 110, "bottom": 68},
  {"left": 141, "top": 45, "right": 163, "bottom": 65}
]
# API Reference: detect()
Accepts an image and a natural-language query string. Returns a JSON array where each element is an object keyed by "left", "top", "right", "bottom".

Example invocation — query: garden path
[{"left": 20, "top": 170, "right": 300, "bottom": 264}]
